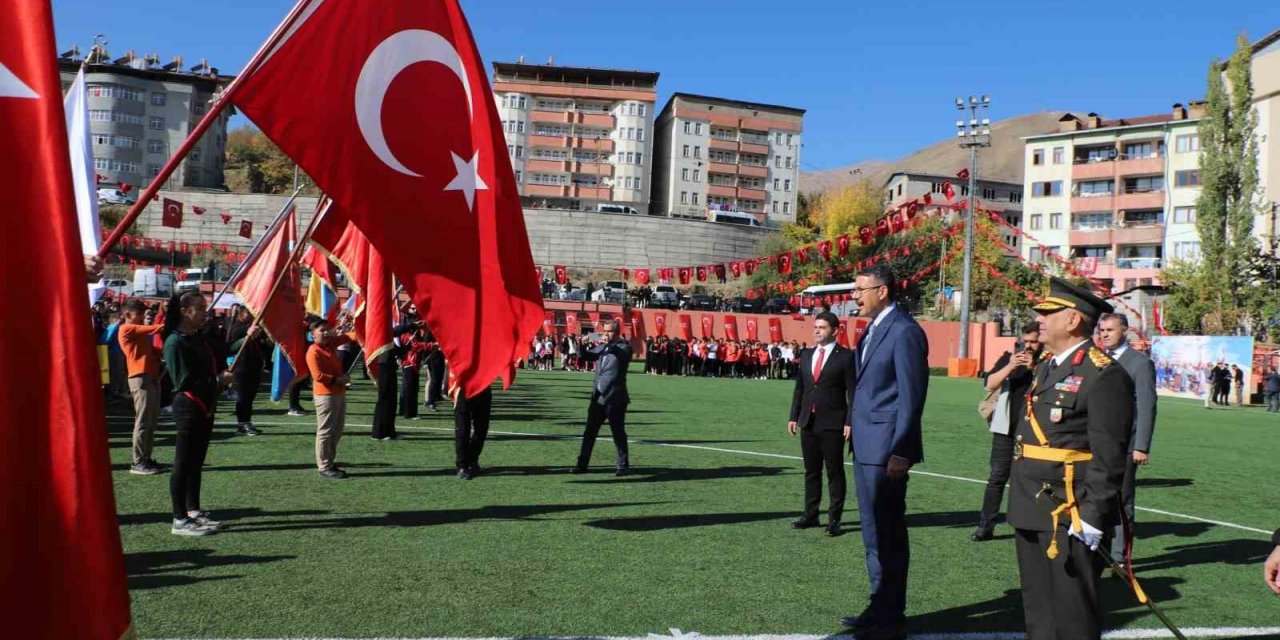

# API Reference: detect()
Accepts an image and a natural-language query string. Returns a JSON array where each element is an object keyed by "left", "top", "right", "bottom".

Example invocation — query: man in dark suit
[
  {"left": 571, "top": 318, "right": 632, "bottom": 475},
  {"left": 839, "top": 264, "right": 929, "bottom": 640},
  {"left": 788, "top": 311, "right": 856, "bottom": 536},
  {"left": 1010, "top": 278, "right": 1133, "bottom": 640},
  {"left": 1097, "top": 312, "right": 1157, "bottom": 572}
]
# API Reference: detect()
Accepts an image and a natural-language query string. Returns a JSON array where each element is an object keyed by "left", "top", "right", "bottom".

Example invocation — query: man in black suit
[
  {"left": 571, "top": 318, "right": 633, "bottom": 475},
  {"left": 788, "top": 311, "right": 855, "bottom": 536},
  {"left": 453, "top": 383, "right": 492, "bottom": 481}
]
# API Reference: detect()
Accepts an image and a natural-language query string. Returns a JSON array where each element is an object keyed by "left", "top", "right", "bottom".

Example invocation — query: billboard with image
[{"left": 1149, "top": 336, "right": 1254, "bottom": 401}]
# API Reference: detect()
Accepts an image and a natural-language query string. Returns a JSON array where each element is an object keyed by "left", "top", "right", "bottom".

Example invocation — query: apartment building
[
  {"left": 651, "top": 93, "right": 804, "bottom": 225},
  {"left": 1246, "top": 29, "right": 1280, "bottom": 249},
  {"left": 58, "top": 45, "right": 232, "bottom": 190},
  {"left": 1020, "top": 107, "right": 1205, "bottom": 291},
  {"left": 882, "top": 170, "right": 1024, "bottom": 256},
  {"left": 492, "top": 61, "right": 658, "bottom": 213}
]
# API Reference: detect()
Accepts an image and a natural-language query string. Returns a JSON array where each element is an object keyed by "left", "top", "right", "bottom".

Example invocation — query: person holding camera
[
  {"left": 971, "top": 321, "right": 1043, "bottom": 542},
  {"left": 571, "top": 318, "right": 632, "bottom": 475}
]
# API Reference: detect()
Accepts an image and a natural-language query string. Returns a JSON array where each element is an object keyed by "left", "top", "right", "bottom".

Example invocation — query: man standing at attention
[
  {"left": 306, "top": 318, "right": 353, "bottom": 479},
  {"left": 840, "top": 264, "right": 928, "bottom": 639},
  {"left": 571, "top": 318, "right": 632, "bottom": 475},
  {"left": 1010, "top": 278, "right": 1133, "bottom": 639},
  {"left": 1097, "top": 312, "right": 1157, "bottom": 574},
  {"left": 788, "top": 311, "right": 855, "bottom": 537},
  {"left": 118, "top": 299, "right": 167, "bottom": 475}
]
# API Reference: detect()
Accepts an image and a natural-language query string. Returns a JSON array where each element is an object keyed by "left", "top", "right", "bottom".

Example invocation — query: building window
[
  {"left": 787, "top": 133, "right": 794, "bottom": 146},
  {"left": 147, "top": 139, "right": 164, "bottom": 153},
  {"left": 773, "top": 178, "right": 780, "bottom": 190},
  {"left": 692, "top": 170, "right": 699, "bottom": 182},
  {"left": 775, "top": 156, "right": 782, "bottom": 168},
  {"left": 1029, "top": 214, "right": 1043, "bottom": 230},
  {"left": 784, "top": 179, "right": 791, "bottom": 191},
  {"left": 147, "top": 164, "right": 160, "bottom": 177},
  {"left": 684, "top": 122, "right": 692, "bottom": 134},
  {"left": 1031, "top": 181, "right": 1062, "bottom": 197},
  {"left": 1076, "top": 180, "right": 1114, "bottom": 196},
  {"left": 1173, "top": 241, "right": 1201, "bottom": 260},
  {"left": 1175, "top": 170, "right": 1201, "bottom": 187},
  {"left": 691, "top": 193, "right": 699, "bottom": 205},
  {"left": 773, "top": 201, "right": 779, "bottom": 213},
  {"left": 1176, "top": 134, "right": 1199, "bottom": 153},
  {"left": 149, "top": 116, "right": 165, "bottom": 130},
  {"left": 514, "top": 170, "right": 522, "bottom": 182},
  {"left": 1053, "top": 147, "right": 1064, "bottom": 164},
  {"left": 682, "top": 168, "right": 690, "bottom": 181},
  {"left": 680, "top": 191, "right": 688, "bottom": 204},
  {"left": 1008, "top": 191, "right": 1023, "bottom": 203},
  {"left": 694, "top": 123, "right": 702, "bottom": 136},
  {"left": 785, "top": 157, "right": 792, "bottom": 169},
  {"left": 775, "top": 132, "right": 783, "bottom": 144},
  {"left": 191, "top": 147, "right": 201, "bottom": 161},
  {"left": 782, "top": 202, "right": 790, "bottom": 214},
  {"left": 638, "top": 127, "right": 645, "bottom": 141},
  {"left": 682, "top": 145, "right": 690, "bottom": 158},
  {"left": 1049, "top": 212, "right": 1062, "bottom": 229},
  {"left": 516, "top": 145, "right": 524, "bottom": 159},
  {"left": 693, "top": 146, "right": 701, "bottom": 159},
  {"left": 1173, "top": 206, "right": 1197, "bottom": 223},
  {"left": 1125, "top": 175, "right": 1165, "bottom": 193},
  {"left": 1032, "top": 149, "right": 1044, "bottom": 166},
  {"left": 638, "top": 104, "right": 645, "bottom": 117},
  {"left": 961, "top": 184, "right": 970, "bottom": 196},
  {"left": 982, "top": 187, "right": 996, "bottom": 199}
]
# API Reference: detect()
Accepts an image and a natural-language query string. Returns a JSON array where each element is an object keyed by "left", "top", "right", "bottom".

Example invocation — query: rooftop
[
  {"left": 58, "top": 45, "right": 233, "bottom": 87},
  {"left": 491, "top": 61, "right": 659, "bottom": 89},
  {"left": 1025, "top": 106, "right": 1203, "bottom": 140},
  {"left": 883, "top": 169, "right": 1020, "bottom": 188},
  {"left": 664, "top": 92, "right": 806, "bottom": 117}
]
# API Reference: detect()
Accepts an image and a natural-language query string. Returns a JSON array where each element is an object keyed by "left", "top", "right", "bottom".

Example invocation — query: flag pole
[
  {"left": 228, "top": 197, "right": 332, "bottom": 372},
  {"left": 96, "top": 0, "right": 316, "bottom": 259},
  {"left": 208, "top": 185, "right": 305, "bottom": 311}
]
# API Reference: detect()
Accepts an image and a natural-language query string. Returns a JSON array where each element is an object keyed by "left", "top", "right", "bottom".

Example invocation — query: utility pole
[{"left": 955, "top": 95, "right": 991, "bottom": 360}]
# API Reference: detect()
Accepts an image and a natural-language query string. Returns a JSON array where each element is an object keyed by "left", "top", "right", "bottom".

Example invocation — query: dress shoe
[
  {"left": 792, "top": 517, "right": 820, "bottom": 530},
  {"left": 569, "top": 465, "right": 588, "bottom": 474},
  {"left": 970, "top": 525, "right": 995, "bottom": 541},
  {"left": 615, "top": 466, "right": 629, "bottom": 476},
  {"left": 825, "top": 521, "right": 842, "bottom": 537},
  {"left": 457, "top": 467, "right": 474, "bottom": 481}
]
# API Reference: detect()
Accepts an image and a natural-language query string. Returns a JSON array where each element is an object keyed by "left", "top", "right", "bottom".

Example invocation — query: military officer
[{"left": 1009, "top": 277, "right": 1134, "bottom": 640}]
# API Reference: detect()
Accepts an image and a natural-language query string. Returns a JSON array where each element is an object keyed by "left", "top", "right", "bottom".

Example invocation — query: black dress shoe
[
  {"left": 615, "top": 466, "right": 629, "bottom": 476},
  {"left": 838, "top": 615, "right": 864, "bottom": 630},
  {"left": 970, "top": 526, "right": 995, "bottom": 541},
  {"left": 569, "top": 466, "right": 587, "bottom": 474},
  {"left": 792, "top": 517, "right": 820, "bottom": 529},
  {"left": 457, "top": 467, "right": 474, "bottom": 480},
  {"left": 825, "top": 521, "right": 842, "bottom": 537}
]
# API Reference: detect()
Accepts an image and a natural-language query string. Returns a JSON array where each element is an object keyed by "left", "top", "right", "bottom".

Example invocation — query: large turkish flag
[
  {"left": 234, "top": 0, "right": 542, "bottom": 398},
  {"left": 0, "top": 1, "right": 132, "bottom": 636},
  {"left": 232, "top": 208, "right": 306, "bottom": 375}
]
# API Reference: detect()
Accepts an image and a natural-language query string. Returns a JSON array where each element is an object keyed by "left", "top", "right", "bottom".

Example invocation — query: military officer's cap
[{"left": 1031, "top": 276, "right": 1114, "bottom": 320}]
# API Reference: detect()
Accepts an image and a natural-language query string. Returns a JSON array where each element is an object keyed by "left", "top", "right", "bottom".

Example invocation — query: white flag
[{"left": 64, "top": 68, "right": 105, "bottom": 303}]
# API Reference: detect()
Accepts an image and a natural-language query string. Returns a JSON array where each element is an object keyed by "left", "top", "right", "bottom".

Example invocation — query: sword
[{"left": 1036, "top": 484, "right": 1188, "bottom": 640}]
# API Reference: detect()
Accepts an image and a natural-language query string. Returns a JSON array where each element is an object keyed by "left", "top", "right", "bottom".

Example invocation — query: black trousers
[
  {"left": 799, "top": 425, "right": 846, "bottom": 522},
  {"left": 170, "top": 394, "right": 214, "bottom": 519},
  {"left": 233, "top": 367, "right": 260, "bottom": 424},
  {"left": 978, "top": 431, "right": 1016, "bottom": 528},
  {"left": 371, "top": 353, "right": 398, "bottom": 439},
  {"left": 1109, "top": 454, "right": 1139, "bottom": 563},
  {"left": 577, "top": 396, "right": 628, "bottom": 468},
  {"left": 399, "top": 366, "right": 420, "bottom": 418},
  {"left": 289, "top": 380, "right": 305, "bottom": 412},
  {"left": 425, "top": 356, "right": 445, "bottom": 406},
  {"left": 454, "top": 388, "right": 492, "bottom": 469},
  {"left": 1016, "top": 527, "right": 1105, "bottom": 640}
]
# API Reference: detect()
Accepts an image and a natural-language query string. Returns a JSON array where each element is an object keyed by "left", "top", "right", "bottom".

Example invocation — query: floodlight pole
[{"left": 955, "top": 95, "right": 991, "bottom": 360}]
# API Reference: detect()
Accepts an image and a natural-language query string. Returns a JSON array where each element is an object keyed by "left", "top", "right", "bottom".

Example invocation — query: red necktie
[{"left": 812, "top": 347, "right": 825, "bottom": 382}]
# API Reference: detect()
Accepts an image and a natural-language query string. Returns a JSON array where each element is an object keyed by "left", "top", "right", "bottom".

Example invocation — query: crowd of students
[{"left": 642, "top": 337, "right": 805, "bottom": 379}]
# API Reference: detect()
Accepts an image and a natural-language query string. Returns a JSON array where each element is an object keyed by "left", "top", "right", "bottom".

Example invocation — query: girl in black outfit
[{"left": 162, "top": 292, "right": 233, "bottom": 536}]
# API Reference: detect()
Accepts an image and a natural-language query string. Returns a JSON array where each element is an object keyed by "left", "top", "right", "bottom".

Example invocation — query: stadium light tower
[{"left": 954, "top": 95, "right": 990, "bottom": 361}]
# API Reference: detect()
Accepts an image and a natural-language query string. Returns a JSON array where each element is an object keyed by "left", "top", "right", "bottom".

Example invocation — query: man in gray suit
[
  {"left": 572, "top": 318, "right": 633, "bottom": 475},
  {"left": 1097, "top": 313, "right": 1155, "bottom": 570}
]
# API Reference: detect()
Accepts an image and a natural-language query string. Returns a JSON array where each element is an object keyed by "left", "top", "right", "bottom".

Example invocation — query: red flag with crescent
[
  {"left": 220, "top": 211, "right": 232, "bottom": 224},
  {"left": 564, "top": 312, "right": 580, "bottom": 336},
  {"left": 587, "top": 311, "right": 602, "bottom": 333},
  {"left": 700, "top": 314, "right": 714, "bottom": 339},
  {"left": 658, "top": 267, "right": 673, "bottom": 282},
  {"left": 232, "top": 208, "right": 307, "bottom": 375},
  {"left": 745, "top": 316, "right": 758, "bottom": 341},
  {"left": 745, "top": 259, "right": 757, "bottom": 276},
  {"left": 678, "top": 313, "right": 693, "bottom": 340},
  {"left": 628, "top": 309, "right": 643, "bottom": 340},
  {"left": 713, "top": 263, "right": 726, "bottom": 282},
  {"left": 836, "top": 234, "right": 851, "bottom": 256},
  {"left": 777, "top": 252, "right": 793, "bottom": 275},
  {"left": 653, "top": 312, "right": 668, "bottom": 336},
  {"left": 695, "top": 265, "right": 707, "bottom": 282},
  {"left": 238, "top": 219, "right": 253, "bottom": 239},
  {"left": 723, "top": 315, "right": 739, "bottom": 341},
  {"left": 634, "top": 268, "right": 650, "bottom": 285},
  {"left": 729, "top": 261, "right": 742, "bottom": 278},
  {"left": 796, "top": 246, "right": 809, "bottom": 264},
  {"left": 858, "top": 225, "right": 873, "bottom": 245},
  {"left": 553, "top": 264, "right": 567, "bottom": 285},
  {"left": 161, "top": 197, "right": 183, "bottom": 228},
  {"left": 678, "top": 266, "right": 692, "bottom": 285},
  {"left": 818, "top": 240, "right": 832, "bottom": 261},
  {"left": 191, "top": 205, "right": 206, "bottom": 215},
  {"left": 768, "top": 317, "right": 783, "bottom": 342},
  {"left": 542, "top": 310, "right": 555, "bottom": 336}
]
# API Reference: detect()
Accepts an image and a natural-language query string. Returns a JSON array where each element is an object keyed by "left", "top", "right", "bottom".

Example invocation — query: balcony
[
  {"left": 1114, "top": 190, "right": 1164, "bottom": 210},
  {"left": 738, "top": 164, "right": 768, "bottom": 178},
  {"left": 737, "top": 186, "right": 768, "bottom": 201},
  {"left": 571, "top": 161, "right": 613, "bottom": 176},
  {"left": 526, "top": 159, "right": 568, "bottom": 172},
  {"left": 708, "top": 162, "right": 736, "bottom": 175},
  {"left": 1069, "top": 228, "right": 1115, "bottom": 246},
  {"left": 1070, "top": 194, "right": 1115, "bottom": 211},
  {"left": 528, "top": 134, "right": 569, "bottom": 148},
  {"left": 577, "top": 112, "right": 614, "bottom": 127},
  {"left": 708, "top": 184, "right": 736, "bottom": 198},
  {"left": 739, "top": 141, "right": 770, "bottom": 156},
  {"left": 573, "top": 185, "right": 611, "bottom": 199},
  {"left": 1113, "top": 224, "right": 1165, "bottom": 245},
  {"left": 531, "top": 109, "right": 570, "bottom": 124},
  {"left": 709, "top": 137, "right": 736, "bottom": 151},
  {"left": 575, "top": 137, "right": 614, "bottom": 152},
  {"left": 525, "top": 183, "right": 567, "bottom": 197},
  {"left": 1116, "top": 257, "right": 1162, "bottom": 270},
  {"left": 1115, "top": 155, "right": 1164, "bottom": 176},
  {"left": 1072, "top": 160, "right": 1117, "bottom": 181}
]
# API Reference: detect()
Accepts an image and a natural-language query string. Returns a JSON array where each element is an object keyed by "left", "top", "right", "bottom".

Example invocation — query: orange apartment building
[{"left": 492, "top": 61, "right": 658, "bottom": 213}]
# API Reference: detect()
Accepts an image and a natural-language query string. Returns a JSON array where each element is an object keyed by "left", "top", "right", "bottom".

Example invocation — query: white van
[
  {"left": 132, "top": 268, "right": 175, "bottom": 298},
  {"left": 710, "top": 210, "right": 763, "bottom": 228},
  {"left": 176, "top": 268, "right": 211, "bottom": 293},
  {"left": 596, "top": 204, "right": 640, "bottom": 215}
]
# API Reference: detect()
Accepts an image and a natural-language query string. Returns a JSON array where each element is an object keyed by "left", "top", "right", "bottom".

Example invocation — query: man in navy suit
[{"left": 840, "top": 264, "right": 929, "bottom": 640}]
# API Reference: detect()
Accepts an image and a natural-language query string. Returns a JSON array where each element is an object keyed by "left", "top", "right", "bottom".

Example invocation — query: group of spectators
[{"left": 643, "top": 337, "right": 805, "bottom": 379}]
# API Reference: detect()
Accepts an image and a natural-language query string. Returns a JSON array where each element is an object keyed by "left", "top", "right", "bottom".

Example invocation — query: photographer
[{"left": 971, "top": 321, "right": 1043, "bottom": 541}]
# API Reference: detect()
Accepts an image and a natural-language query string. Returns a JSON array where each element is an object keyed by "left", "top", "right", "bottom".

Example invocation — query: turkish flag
[
  {"left": 308, "top": 214, "right": 394, "bottom": 377},
  {"left": 695, "top": 265, "right": 707, "bottom": 282},
  {"left": 890, "top": 212, "right": 905, "bottom": 233},
  {"left": 723, "top": 315, "right": 739, "bottom": 341},
  {"left": 180, "top": 241, "right": 190, "bottom": 253},
  {"left": 836, "top": 321, "right": 851, "bottom": 348},
  {"left": 239, "top": 219, "right": 253, "bottom": 239},
  {"left": 231, "top": 208, "right": 307, "bottom": 375},
  {"left": 634, "top": 268, "right": 650, "bottom": 285},
  {"left": 796, "top": 247, "right": 809, "bottom": 265},
  {"left": 943, "top": 181, "right": 956, "bottom": 201},
  {"left": 542, "top": 310, "right": 555, "bottom": 336},
  {"left": 678, "top": 267, "right": 692, "bottom": 285},
  {"left": 588, "top": 311, "right": 602, "bottom": 332},
  {"left": 876, "top": 218, "right": 891, "bottom": 236},
  {"left": 678, "top": 313, "right": 693, "bottom": 340},
  {"left": 659, "top": 267, "right": 673, "bottom": 282},
  {"left": 1, "top": 2, "right": 132, "bottom": 636},
  {"left": 817, "top": 240, "right": 832, "bottom": 261},
  {"left": 161, "top": 197, "right": 184, "bottom": 228},
  {"left": 858, "top": 225, "right": 873, "bottom": 245},
  {"left": 234, "top": 0, "right": 543, "bottom": 398},
  {"left": 745, "top": 317, "right": 758, "bottom": 341},
  {"left": 116, "top": 181, "right": 132, "bottom": 194},
  {"left": 956, "top": 167, "right": 970, "bottom": 181},
  {"left": 564, "top": 312, "right": 580, "bottom": 336},
  {"left": 768, "top": 317, "right": 783, "bottom": 342},
  {"left": 653, "top": 312, "right": 668, "bottom": 336},
  {"left": 220, "top": 211, "right": 232, "bottom": 224},
  {"left": 745, "top": 259, "right": 757, "bottom": 276},
  {"left": 191, "top": 205, "right": 206, "bottom": 215},
  {"left": 553, "top": 264, "right": 567, "bottom": 285},
  {"left": 777, "top": 252, "right": 793, "bottom": 275},
  {"left": 729, "top": 261, "right": 742, "bottom": 278},
  {"left": 628, "top": 309, "right": 643, "bottom": 339},
  {"left": 713, "top": 263, "right": 726, "bottom": 283},
  {"left": 700, "top": 314, "right": 714, "bottom": 339}
]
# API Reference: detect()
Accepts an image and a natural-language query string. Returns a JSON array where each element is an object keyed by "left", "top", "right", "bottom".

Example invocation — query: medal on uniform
[{"left": 1049, "top": 407, "right": 1063, "bottom": 423}]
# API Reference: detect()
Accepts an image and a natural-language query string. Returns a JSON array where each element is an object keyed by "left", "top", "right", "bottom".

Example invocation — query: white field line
[
  {"left": 110, "top": 416, "right": 1273, "bottom": 536},
  {"left": 146, "top": 626, "right": 1280, "bottom": 639}
]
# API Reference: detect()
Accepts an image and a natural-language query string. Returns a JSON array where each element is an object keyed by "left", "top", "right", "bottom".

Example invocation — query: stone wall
[{"left": 129, "top": 191, "right": 768, "bottom": 268}]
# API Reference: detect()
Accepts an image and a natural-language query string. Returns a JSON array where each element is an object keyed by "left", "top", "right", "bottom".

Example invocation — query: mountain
[{"left": 800, "top": 111, "right": 1069, "bottom": 194}]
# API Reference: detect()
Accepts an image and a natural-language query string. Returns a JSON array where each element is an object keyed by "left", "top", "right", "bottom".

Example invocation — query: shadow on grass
[
  {"left": 1134, "top": 477, "right": 1194, "bottom": 489},
  {"left": 1134, "top": 537, "right": 1273, "bottom": 572},
  {"left": 585, "top": 510, "right": 794, "bottom": 531},
  {"left": 567, "top": 465, "right": 790, "bottom": 484},
  {"left": 119, "top": 507, "right": 330, "bottom": 527},
  {"left": 224, "top": 501, "right": 666, "bottom": 534},
  {"left": 126, "top": 548, "right": 295, "bottom": 590}
]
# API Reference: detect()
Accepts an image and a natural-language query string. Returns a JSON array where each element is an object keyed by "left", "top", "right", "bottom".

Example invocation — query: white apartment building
[
  {"left": 492, "top": 62, "right": 658, "bottom": 213},
  {"left": 1021, "top": 107, "right": 1206, "bottom": 292},
  {"left": 651, "top": 93, "right": 804, "bottom": 225},
  {"left": 882, "top": 170, "right": 1024, "bottom": 257}
]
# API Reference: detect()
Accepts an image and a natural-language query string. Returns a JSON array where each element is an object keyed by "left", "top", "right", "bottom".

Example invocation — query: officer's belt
[{"left": 1021, "top": 391, "right": 1091, "bottom": 560}]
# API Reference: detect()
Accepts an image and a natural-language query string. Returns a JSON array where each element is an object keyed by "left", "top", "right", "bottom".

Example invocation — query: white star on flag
[
  {"left": 444, "top": 150, "right": 488, "bottom": 212},
  {"left": 0, "top": 62, "right": 39, "bottom": 99}
]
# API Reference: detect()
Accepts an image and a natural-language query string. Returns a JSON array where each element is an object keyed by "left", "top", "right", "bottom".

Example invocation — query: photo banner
[{"left": 1150, "top": 336, "right": 1254, "bottom": 401}]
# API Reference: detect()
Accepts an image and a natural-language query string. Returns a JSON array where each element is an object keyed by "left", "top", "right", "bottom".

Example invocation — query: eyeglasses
[{"left": 851, "top": 284, "right": 886, "bottom": 294}]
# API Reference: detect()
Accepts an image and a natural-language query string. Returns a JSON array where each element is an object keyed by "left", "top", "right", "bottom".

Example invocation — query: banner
[
  {"left": 628, "top": 309, "right": 643, "bottom": 340},
  {"left": 1150, "top": 336, "right": 1254, "bottom": 401},
  {"left": 723, "top": 315, "right": 738, "bottom": 342},
  {"left": 654, "top": 312, "right": 668, "bottom": 336},
  {"left": 745, "top": 316, "right": 758, "bottom": 342},
  {"left": 768, "top": 317, "right": 783, "bottom": 343},
  {"left": 588, "top": 311, "right": 602, "bottom": 333},
  {"left": 678, "top": 313, "right": 693, "bottom": 341},
  {"left": 836, "top": 321, "right": 850, "bottom": 348},
  {"left": 700, "top": 314, "right": 714, "bottom": 339},
  {"left": 565, "top": 312, "right": 580, "bottom": 336},
  {"left": 542, "top": 310, "right": 556, "bottom": 337}
]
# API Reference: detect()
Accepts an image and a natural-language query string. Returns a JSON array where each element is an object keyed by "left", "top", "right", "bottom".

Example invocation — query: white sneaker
[
  {"left": 187, "top": 511, "right": 222, "bottom": 529},
  {"left": 171, "top": 518, "right": 215, "bottom": 536}
]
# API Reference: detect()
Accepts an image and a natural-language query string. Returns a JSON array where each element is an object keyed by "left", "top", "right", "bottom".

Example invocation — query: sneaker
[
  {"left": 129, "top": 461, "right": 163, "bottom": 475},
  {"left": 171, "top": 518, "right": 215, "bottom": 536},
  {"left": 236, "top": 423, "right": 260, "bottom": 436},
  {"left": 319, "top": 468, "right": 348, "bottom": 479},
  {"left": 145, "top": 458, "right": 169, "bottom": 472},
  {"left": 386, "top": 433, "right": 406, "bottom": 441},
  {"left": 286, "top": 409, "right": 306, "bottom": 417},
  {"left": 425, "top": 403, "right": 437, "bottom": 412},
  {"left": 187, "top": 511, "right": 222, "bottom": 529},
  {"left": 457, "top": 467, "right": 474, "bottom": 480}
]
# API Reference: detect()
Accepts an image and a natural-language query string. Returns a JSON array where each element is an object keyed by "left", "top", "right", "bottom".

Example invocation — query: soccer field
[{"left": 107, "top": 368, "right": 1279, "bottom": 639}]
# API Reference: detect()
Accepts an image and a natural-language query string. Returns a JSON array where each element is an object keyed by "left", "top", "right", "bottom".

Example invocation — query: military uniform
[{"left": 1009, "top": 279, "right": 1135, "bottom": 640}]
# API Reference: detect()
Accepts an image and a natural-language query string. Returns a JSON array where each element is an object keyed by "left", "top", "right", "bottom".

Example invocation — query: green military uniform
[{"left": 1009, "top": 278, "right": 1135, "bottom": 640}]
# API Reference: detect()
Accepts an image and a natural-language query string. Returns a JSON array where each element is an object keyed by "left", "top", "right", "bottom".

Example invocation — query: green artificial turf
[{"left": 107, "top": 367, "right": 1279, "bottom": 638}]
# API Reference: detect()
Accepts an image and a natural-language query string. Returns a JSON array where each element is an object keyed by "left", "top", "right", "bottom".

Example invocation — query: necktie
[
  {"left": 860, "top": 324, "right": 875, "bottom": 364},
  {"left": 812, "top": 346, "right": 825, "bottom": 381}
]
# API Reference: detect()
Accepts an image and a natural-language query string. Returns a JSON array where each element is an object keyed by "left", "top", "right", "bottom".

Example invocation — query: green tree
[{"left": 225, "top": 127, "right": 319, "bottom": 195}]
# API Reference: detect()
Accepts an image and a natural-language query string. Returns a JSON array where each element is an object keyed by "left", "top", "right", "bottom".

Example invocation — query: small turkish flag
[
  {"left": 117, "top": 181, "right": 132, "bottom": 194},
  {"left": 836, "top": 235, "right": 851, "bottom": 256},
  {"left": 956, "top": 167, "right": 970, "bottom": 181},
  {"left": 191, "top": 205, "right": 206, "bottom": 215},
  {"left": 654, "top": 312, "right": 667, "bottom": 336},
  {"left": 922, "top": 192, "right": 932, "bottom": 205},
  {"left": 659, "top": 267, "right": 673, "bottom": 282},
  {"left": 876, "top": 218, "right": 891, "bottom": 236},
  {"left": 238, "top": 219, "right": 253, "bottom": 239},
  {"left": 553, "top": 265, "right": 567, "bottom": 285},
  {"left": 161, "top": 198, "right": 183, "bottom": 228},
  {"left": 634, "top": 268, "right": 650, "bottom": 285},
  {"left": 678, "top": 267, "right": 692, "bottom": 285},
  {"left": 943, "top": 181, "right": 956, "bottom": 201},
  {"left": 713, "top": 263, "right": 726, "bottom": 283},
  {"left": 858, "top": 225, "right": 873, "bottom": 245},
  {"left": 745, "top": 317, "right": 758, "bottom": 341},
  {"left": 695, "top": 265, "right": 707, "bottom": 282},
  {"left": 796, "top": 247, "right": 809, "bottom": 265},
  {"left": 818, "top": 240, "right": 832, "bottom": 261},
  {"left": 220, "top": 212, "right": 232, "bottom": 224},
  {"left": 777, "top": 252, "right": 793, "bottom": 275},
  {"left": 744, "top": 259, "right": 757, "bottom": 276},
  {"left": 729, "top": 261, "right": 742, "bottom": 278}
]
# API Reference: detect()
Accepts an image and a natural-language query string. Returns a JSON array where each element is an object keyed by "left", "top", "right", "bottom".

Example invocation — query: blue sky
[{"left": 52, "top": 0, "right": 1280, "bottom": 171}]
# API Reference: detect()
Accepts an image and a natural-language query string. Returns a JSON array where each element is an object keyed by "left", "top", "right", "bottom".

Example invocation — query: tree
[
  {"left": 809, "top": 181, "right": 883, "bottom": 239},
  {"left": 225, "top": 126, "right": 319, "bottom": 195}
]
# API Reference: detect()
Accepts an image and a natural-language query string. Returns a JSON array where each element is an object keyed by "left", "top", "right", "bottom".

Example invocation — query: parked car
[
  {"left": 131, "top": 268, "right": 175, "bottom": 298},
  {"left": 762, "top": 296, "right": 794, "bottom": 315},
  {"left": 682, "top": 294, "right": 718, "bottom": 311},
  {"left": 97, "top": 188, "right": 137, "bottom": 206},
  {"left": 175, "top": 267, "right": 213, "bottom": 293},
  {"left": 651, "top": 284, "right": 680, "bottom": 309},
  {"left": 590, "top": 280, "right": 628, "bottom": 303},
  {"left": 596, "top": 204, "right": 640, "bottom": 215},
  {"left": 725, "top": 296, "right": 762, "bottom": 313},
  {"left": 558, "top": 284, "right": 586, "bottom": 301},
  {"left": 102, "top": 279, "right": 131, "bottom": 299}
]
